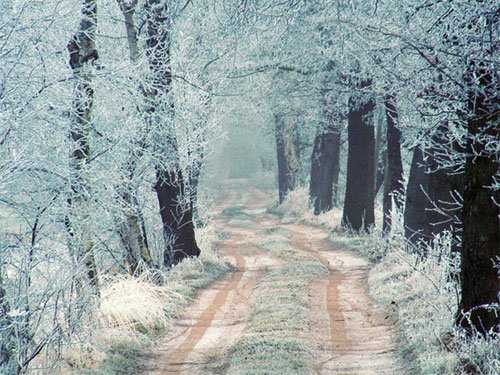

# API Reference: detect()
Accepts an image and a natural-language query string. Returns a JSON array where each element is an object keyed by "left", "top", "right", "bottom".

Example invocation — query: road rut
[{"left": 145, "top": 182, "right": 403, "bottom": 374}]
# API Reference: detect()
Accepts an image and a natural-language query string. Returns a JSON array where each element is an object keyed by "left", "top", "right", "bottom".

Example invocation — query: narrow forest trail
[{"left": 145, "top": 180, "right": 403, "bottom": 374}]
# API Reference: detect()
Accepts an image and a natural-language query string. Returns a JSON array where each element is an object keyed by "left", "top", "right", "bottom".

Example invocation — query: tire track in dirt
[
  {"left": 287, "top": 232, "right": 352, "bottom": 353},
  {"left": 326, "top": 273, "right": 350, "bottom": 352},
  {"left": 147, "top": 181, "right": 403, "bottom": 374},
  {"left": 287, "top": 223, "right": 404, "bottom": 374},
  {"left": 163, "top": 247, "right": 246, "bottom": 371},
  {"left": 146, "top": 181, "right": 281, "bottom": 374}
]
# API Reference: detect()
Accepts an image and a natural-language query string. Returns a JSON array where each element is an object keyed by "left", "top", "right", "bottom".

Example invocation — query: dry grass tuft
[
  {"left": 99, "top": 275, "right": 173, "bottom": 331},
  {"left": 273, "top": 186, "right": 344, "bottom": 230},
  {"left": 62, "top": 221, "right": 230, "bottom": 374}
]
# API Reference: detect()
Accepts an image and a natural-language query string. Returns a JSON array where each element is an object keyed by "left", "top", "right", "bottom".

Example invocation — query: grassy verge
[
  {"left": 363, "top": 235, "right": 499, "bottom": 374},
  {"left": 70, "top": 226, "right": 231, "bottom": 375},
  {"left": 221, "top": 206, "right": 253, "bottom": 227},
  {"left": 222, "top": 231, "right": 328, "bottom": 375},
  {"left": 79, "top": 339, "right": 151, "bottom": 375},
  {"left": 320, "top": 225, "right": 500, "bottom": 374}
]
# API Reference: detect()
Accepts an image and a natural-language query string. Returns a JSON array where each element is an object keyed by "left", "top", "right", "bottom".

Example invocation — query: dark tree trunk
[
  {"left": 423, "top": 125, "right": 464, "bottom": 254},
  {"left": 309, "top": 61, "right": 342, "bottom": 214},
  {"left": 275, "top": 115, "right": 288, "bottom": 204},
  {"left": 457, "top": 146, "right": 499, "bottom": 333},
  {"left": 404, "top": 132, "right": 463, "bottom": 255},
  {"left": 155, "top": 169, "right": 200, "bottom": 268},
  {"left": 456, "top": 64, "right": 500, "bottom": 335},
  {"left": 342, "top": 79, "right": 376, "bottom": 231},
  {"left": 404, "top": 146, "right": 430, "bottom": 251},
  {"left": 309, "top": 127, "right": 341, "bottom": 214},
  {"left": 382, "top": 94, "right": 404, "bottom": 233},
  {"left": 145, "top": 0, "right": 200, "bottom": 268},
  {"left": 275, "top": 115, "right": 300, "bottom": 204}
]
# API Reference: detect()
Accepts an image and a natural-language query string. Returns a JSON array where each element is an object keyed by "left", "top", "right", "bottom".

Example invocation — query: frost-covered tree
[{"left": 66, "top": 0, "right": 100, "bottom": 290}]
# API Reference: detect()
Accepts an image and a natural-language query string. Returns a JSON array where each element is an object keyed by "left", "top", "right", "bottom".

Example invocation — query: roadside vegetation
[
  {"left": 68, "top": 224, "right": 230, "bottom": 375},
  {"left": 277, "top": 188, "right": 500, "bottom": 375},
  {"left": 2, "top": 1, "right": 496, "bottom": 373}
]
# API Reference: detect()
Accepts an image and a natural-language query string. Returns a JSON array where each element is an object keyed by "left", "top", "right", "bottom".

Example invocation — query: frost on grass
[
  {"left": 65, "top": 224, "right": 230, "bottom": 374},
  {"left": 274, "top": 186, "right": 343, "bottom": 229},
  {"left": 340, "top": 212, "right": 499, "bottom": 374},
  {"left": 272, "top": 186, "right": 312, "bottom": 220},
  {"left": 99, "top": 276, "right": 172, "bottom": 330},
  {"left": 224, "top": 233, "right": 328, "bottom": 375},
  {"left": 367, "top": 239, "right": 500, "bottom": 375},
  {"left": 275, "top": 190, "right": 499, "bottom": 375}
]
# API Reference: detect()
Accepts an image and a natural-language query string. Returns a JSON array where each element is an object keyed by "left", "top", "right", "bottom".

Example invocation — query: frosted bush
[
  {"left": 368, "top": 230, "right": 498, "bottom": 374},
  {"left": 275, "top": 186, "right": 313, "bottom": 219}
]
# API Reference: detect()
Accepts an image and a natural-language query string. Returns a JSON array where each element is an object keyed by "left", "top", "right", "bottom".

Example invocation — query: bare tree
[
  {"left": 143, "top": 0, "right": 200, "bottom": 268},
  {"left": 310, "top": 61, "right": 342, "bottom": 214},
  {"left": 457, "top": 32, "right": 499, "bottom": 334},
  {"left": 275, "top": 114, "right": 302, "bottom": 204},
  {"left": 115, "top": 0, "right": 153, "bottom": 274},
  {"left": 66, "top": 0, "right": 99, "bottom": 290}
]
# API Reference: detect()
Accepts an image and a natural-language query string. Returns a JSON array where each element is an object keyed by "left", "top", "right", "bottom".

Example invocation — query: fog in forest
[{"left": 0, "top": 1, "right": 498, "bottom": 374}]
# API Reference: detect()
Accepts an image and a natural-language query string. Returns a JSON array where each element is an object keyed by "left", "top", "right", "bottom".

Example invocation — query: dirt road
[{"left": 145, "top": 181, "right": 402, "bottom": 374}]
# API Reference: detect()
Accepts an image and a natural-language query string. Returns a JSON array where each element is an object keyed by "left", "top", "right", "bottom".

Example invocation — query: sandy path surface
[
  {"left": 145, "top": 182, "right": 282, "bottom": 374},
  {"left": 288, "top": 224, "right": 403, "bottom": 374},
  {"left": 146, "top": 181, "right": 403, "bottom": 374}
]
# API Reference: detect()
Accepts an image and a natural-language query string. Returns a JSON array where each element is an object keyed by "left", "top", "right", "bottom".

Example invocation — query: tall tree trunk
[
  {"left": 309, "top": 126, "right": 341, "bottom": 214},
  {"left": 286, "top": 121, "right": 301, "bottom": 190},
  {"left": 116, "top": 183, "right": 152, "bottom": 273},
  {"left": 404, "top": 146, "right": 430, "bottom": 252},
  {"left": 342, "top": 79, "right": 376, "bottom": 231},
  {"left": 456, "top": 63, "right": 500, "bottom": 334},
  {"left": 144, "top": 0, "right": 200, "bottom": 268},
  {"left": 382, "top": 94, "right": 404, "bottom": 233},
  {"left": 155, "top": 169, "right": 200, "bottom": 267},
  {"left": 374, "top": 109, "right": 386, "bottom": 198},
  {"left": 66, "top": 0, "right": 99, "bottom": 290},
  {"left": 276, "top": 115, "right": 288, "bottom": 204},
  {"left": 116, "top": 0, "right": 153, "bottom": 274},
  {"left": 275, "top": 114, "right": 300, "bottom": 204},
  {"left": 309, "top": 61, "right": 342, "bottom": 214},
  {"left": 404, "top": 136, "right": 462, "bottom": 255},
  {"left": 424, "top": 125, "right": 463, "bottom": 252}
]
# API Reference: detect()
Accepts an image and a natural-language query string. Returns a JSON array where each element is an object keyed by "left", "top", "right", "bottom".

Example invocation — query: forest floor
[{"left": 144, "top": 180, "right": 404, "bottom": 374}]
